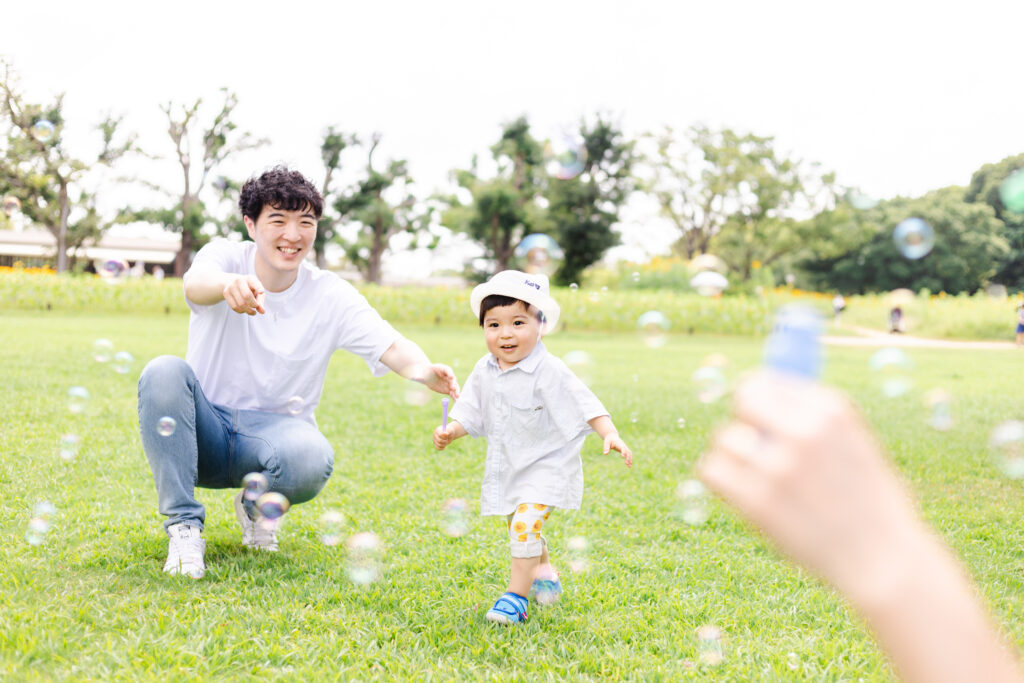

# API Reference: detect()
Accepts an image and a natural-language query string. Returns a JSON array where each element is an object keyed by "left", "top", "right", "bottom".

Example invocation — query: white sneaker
[
  {"left": 163, "top": 523, "right": 205, "bottom": 579},
  {"left": 234, "top": 490, "right": 279, "bottom": 551}
]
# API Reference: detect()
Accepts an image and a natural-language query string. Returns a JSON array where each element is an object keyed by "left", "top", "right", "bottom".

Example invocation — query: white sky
[{"left": 4, "top": 0, "right": 1024, "bottom": 275}]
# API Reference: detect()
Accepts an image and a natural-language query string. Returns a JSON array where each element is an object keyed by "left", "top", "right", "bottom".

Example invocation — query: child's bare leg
[{"left": 508, "top": 557, "right": 540, "bottom": 596}]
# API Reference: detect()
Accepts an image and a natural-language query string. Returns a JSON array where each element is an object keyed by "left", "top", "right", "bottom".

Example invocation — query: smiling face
[
  {"left": 483, "top": 300, "right": 541, "bottom": 370},
  {"left": 245, "top": 204, "right": 317, "bottom": 291}
]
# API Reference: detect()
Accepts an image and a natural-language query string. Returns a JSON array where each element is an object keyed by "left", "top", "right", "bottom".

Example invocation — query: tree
[
  {"left": 333, "top": 133, "right": 430, "bottom": 284},
  {"left": 800, "top": 187, "right": 1008, "bottom": 295},
  {"left": 313, "top": 126, "right": 357, "bottom": 269},
  {"left": 128, "top": 89, "right": 265, "bottom": 277},
  {"left": 0, "top": 61, "right": 135, "bottom": 272},
  {"left": 442, "top": 116, "right": 546, "bottom": 275},
  {"left": 544, "top": 114, "right": 636, "bottom": 286},
  {"left": 964, "top": 153, "right": 1024, "bottom": 290},
  {"left": 643, "top": 124, "right": 835, "bottom": 279}
]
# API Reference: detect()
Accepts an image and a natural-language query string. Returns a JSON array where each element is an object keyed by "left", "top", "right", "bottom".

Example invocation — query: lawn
[{"left": 2, "top": 310, "right": 1024, "bottom": 681}]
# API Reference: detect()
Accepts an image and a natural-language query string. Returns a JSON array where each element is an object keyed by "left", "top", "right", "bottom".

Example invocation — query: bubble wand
[
  {"left": 442, "top": 397, "right": 450, "bottom": 431},
  {"left": 763, "top": 305, "right": 824, "bottom": 379}
]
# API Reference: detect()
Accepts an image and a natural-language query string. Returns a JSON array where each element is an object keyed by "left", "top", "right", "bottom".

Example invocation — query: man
[{"left": 137, "top": 166, "right": 459, "bottom": 579}]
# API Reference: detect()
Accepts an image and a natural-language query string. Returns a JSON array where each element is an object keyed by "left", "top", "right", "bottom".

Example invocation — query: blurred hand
[{"left": 698, "top": 370, "right": 922, "bottom": 605}]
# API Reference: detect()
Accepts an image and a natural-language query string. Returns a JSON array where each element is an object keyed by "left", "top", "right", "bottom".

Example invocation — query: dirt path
[{"left": 822, "top": 325, "right": 1017, "bottom": 350}]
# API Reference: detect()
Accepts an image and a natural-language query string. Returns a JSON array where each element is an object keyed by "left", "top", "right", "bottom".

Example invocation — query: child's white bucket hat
[{"left": 470, "top": 270, "right": 560, "bottom": 333}]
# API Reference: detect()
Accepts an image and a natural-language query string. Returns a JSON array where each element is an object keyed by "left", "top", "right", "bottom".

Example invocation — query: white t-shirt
[
  {"left": 184, "top": 240, "right": 401, "bottom": 424},
  {"left": 449, "top": 342, "right": 609, "bottom": 515}
]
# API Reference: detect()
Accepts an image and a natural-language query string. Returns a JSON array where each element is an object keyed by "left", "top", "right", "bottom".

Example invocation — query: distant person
[
  {"left": 699, "top": 371, "right": 1024, "bottom": 683},
  {"left": 889, "top": 306, "right": 904, "bottom": 333},
  {"left": 137, "top": 166, "right": 459, "bottom": 579},
  {"left": 152, "top": 265, "right": 165, "bottom": 281},
  {"left": 1016, "top": 304, "right": 1024, "bottom": 346},
  {"left": 832, "top": 293, "right": 846, "bottom": 325},
  {"left": 433, "top": 270, "right": 633, "bottom": 625}
]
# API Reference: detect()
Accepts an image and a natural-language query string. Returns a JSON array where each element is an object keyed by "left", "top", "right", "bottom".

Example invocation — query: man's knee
[
  {"left": 274, "top": 428, "right": 333, "bottom": 505},
  {"left": 139, "top": 355, "right": 191, "bottom": 393}
]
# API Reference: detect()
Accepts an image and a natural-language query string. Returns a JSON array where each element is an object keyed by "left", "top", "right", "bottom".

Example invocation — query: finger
[
  {"left": 255, "top": 292, "right": 266, "bottom": 315},
  {"left": 602, "top": 437, "right": 611, "bottom": 455}
]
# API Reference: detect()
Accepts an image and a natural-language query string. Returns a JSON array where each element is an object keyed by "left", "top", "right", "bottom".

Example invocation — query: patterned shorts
[{"left": 505, "top": 502, "right": 554, "bottom": 558}]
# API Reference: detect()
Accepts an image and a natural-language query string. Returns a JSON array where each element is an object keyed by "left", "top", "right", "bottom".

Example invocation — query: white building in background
[{"left": 0, "top": 228, "right": 180, "bottom": 272}]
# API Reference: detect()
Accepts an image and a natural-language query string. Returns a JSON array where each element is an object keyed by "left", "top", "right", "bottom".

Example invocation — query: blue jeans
[{"left": 138, "top": 356, "right": 334, "bottom": 532}]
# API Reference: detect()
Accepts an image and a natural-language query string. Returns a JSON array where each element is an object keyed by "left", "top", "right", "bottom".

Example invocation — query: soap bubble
[
  {"left": 25, "top": 517, "right": 51, "bottom": 545},
  {"left": 675, "top": 479, "right": 709, "bottom": 526},
  {"left": 990, "top": 420, "right": 1024, "bottom": 479},
  {"left": 676, "top": 417, "right": 687, "bottom": 429},
  {"left": 26, "top": 501, "right": 57, "bottom": 546},
  {"left": 692, "top": 365, "right": 728, "bottom": 404},
  {"left": 403, "top": 383, "right": 430, "bottom": 407},
  {"left": 319, "top": 510, "right": 346, "bottom": 547},
  {"left": 845, "top": 189, "right": 879, "bottom": 210},
  {"left": 242, "top": 472, "right": 269, "bottom": 501},
  {"left": 544, "top": 133, "right": 587, "bottom": 180},
  {"left": 440, "top": 498, "right": 469, "bottom": 538},
  {"left": 1000, "top": 169, "right": 1024, "bottom": 213},
  {"left": 346, "top": 531, "right": 384, "bottom": 585},
  {"left": 631, "top": 271, "right": 640, "bottom": 283},
  {"left": 532, "top": 563, "right": 562, "bottom": 605},
  {"left": 92, "top": 338, "right": 113, "bottom": 363},
  {"left": 923, "top": 389, "right": 953, "bottom": 431},
  {"left": 637, "top": 310, "right": 670, "bottom": 348},
  {"left": 156, "top": 416, "right": 177, "bottom": 437},
  {"left": 567, "top": 535, "right": 589, "bottom": 573},
  {"left": 2, "top": 196, "right": 20, "bottom": 217},
  {"left": 569, "top": 283, "right": 579, "bottom": 292},
  {"left": 256, "top": 492, "right": 290, "bottom": 521},
  {"left": 563, "top": 350, "right": 594, "bottom": 386},
  {"left": 893, "top": 217, "right": 935, "bottom": 260},
  {"left": 58, "top": 433, "right": 80, "bottom": 461},
  {"left": 67, "top": 386, "right": 89, "bottom": 414},
  {"left": 869, "top": 347, "right": 913, "bottom": 398},
  {"left": 587, "top": 291, "right": 600, "bottom": 304},
  {"left": 31, "top": 119, "right": 55, "bottom": 142},
  {"left": 696, "top": 624, "right": 724, "bottom": 665},
  {"left": 112, "top": 351, "right": 134, "bottom": 375},
  {"left": 285, "top": 395, "right": 304, "bottom": 416},
  {"left": 514, "top": 233, "right": 564, "bottom": 277},
  {"left": 99, "top": 259, "right": 129, "bottom": 283}
]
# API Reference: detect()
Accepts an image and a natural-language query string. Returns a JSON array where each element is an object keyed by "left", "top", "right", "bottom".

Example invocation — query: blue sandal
[{"left": 485, "top": 592, "right": 529, "bottom": 624}]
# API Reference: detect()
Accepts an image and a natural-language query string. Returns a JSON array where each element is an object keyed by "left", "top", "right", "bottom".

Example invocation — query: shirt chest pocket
[{"left": 508, "top": 397, "right": 550, "bottom": 450}]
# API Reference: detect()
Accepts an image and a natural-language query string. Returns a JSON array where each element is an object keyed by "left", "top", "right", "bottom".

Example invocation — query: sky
[{"left": 4, "top": 0, "right": 1024, "bottom": 276}]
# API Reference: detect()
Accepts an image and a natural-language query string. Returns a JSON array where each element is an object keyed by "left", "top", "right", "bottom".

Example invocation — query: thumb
[{"left": 603, "top": 436, "right": 611, "bottom": 455}]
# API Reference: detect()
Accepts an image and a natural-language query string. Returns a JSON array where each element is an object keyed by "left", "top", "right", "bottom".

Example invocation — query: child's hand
[
  {"left": 603, "top": 433, "right": 633, "bottom": 467},
  {"left": 434, "top": 424, "right": 454, "bottom": 450}
]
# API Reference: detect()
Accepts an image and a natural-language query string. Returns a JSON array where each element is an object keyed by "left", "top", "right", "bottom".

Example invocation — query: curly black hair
[{"left": 238, "top": 166, "right": 324, "bottom": 221}]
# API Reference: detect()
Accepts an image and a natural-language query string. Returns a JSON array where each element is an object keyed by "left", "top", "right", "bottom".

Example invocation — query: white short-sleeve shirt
[
  {"left": 449, "top": 341, "right": 609, "bottom": 515},
  {"left": 184, "top": 240, "right": 401, "bottom": 424}
]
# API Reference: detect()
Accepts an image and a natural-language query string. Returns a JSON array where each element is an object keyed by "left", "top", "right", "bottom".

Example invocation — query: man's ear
[{"left": 243, "top": 215, "right": 257, "bottom": 241}]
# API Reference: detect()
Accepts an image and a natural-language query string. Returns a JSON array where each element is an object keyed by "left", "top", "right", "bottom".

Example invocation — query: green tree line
[{"left": 1, "top": 60, "right": 1022, "bottom": 293}]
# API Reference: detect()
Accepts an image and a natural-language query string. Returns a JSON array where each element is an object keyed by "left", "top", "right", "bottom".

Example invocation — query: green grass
[{"left": 3, "top": 311, "right": 1024, "bottom": 681}]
